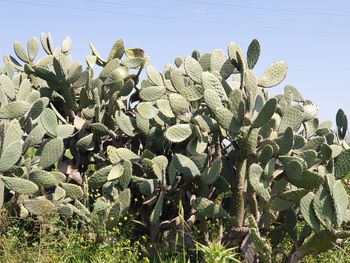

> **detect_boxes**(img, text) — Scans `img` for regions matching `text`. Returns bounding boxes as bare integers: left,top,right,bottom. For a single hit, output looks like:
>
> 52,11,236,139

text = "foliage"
0,210,149,263
1,33,350,262
1,212,349,263
196,225,241,263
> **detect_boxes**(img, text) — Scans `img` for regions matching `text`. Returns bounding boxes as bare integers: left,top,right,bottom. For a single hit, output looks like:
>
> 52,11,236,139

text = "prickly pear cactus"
134,38,350,262
1,34,350,262
0,33,146,223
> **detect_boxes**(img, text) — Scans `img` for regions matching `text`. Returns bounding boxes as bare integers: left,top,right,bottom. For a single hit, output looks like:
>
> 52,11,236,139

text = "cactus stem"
233,159,247,227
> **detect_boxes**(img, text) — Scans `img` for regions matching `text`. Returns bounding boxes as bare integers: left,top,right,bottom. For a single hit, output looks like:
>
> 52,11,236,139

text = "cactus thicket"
0,33,350,262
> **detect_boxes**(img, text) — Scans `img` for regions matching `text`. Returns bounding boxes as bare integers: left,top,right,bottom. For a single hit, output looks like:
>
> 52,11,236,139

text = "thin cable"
172,0,350,18
78,0,350,28
0,0,171,19
1,0,350,37
80,0,168,10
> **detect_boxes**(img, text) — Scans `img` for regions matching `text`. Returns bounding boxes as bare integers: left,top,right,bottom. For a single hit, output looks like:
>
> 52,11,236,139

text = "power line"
78,0,350,28
79,0,168,10
172,0,350,18
1,0,350,38
0,0,171,20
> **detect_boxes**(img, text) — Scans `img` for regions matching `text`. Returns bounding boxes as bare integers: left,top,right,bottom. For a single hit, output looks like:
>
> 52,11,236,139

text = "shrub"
1,33,350,262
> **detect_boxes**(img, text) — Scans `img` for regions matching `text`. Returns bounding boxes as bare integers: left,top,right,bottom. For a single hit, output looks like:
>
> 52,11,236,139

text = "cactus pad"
165,124,192,143
258,61,288,88
29,170,57,189
202,158,222,185
139,86,166,101
1,176,38,194
39,137,64,168
335,149,350,179
0,141,22,172
0,101,30,119
136,102,159,119
252,98,277,128
169,93,191,122
184,56,203,84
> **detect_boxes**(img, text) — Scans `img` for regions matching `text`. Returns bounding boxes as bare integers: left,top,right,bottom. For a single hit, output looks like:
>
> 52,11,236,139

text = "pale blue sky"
1,0,349,123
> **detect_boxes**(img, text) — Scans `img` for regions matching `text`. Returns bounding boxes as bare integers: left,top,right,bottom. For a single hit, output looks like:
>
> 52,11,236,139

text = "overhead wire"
79,0,168,10
172,0,350,18
0,0,172,19
0,0,350,37
1,0,347,115
78,0,350,28
1,0,350,72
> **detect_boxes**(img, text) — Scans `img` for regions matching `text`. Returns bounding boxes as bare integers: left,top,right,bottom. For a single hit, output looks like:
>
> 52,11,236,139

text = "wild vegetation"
1,33,350,262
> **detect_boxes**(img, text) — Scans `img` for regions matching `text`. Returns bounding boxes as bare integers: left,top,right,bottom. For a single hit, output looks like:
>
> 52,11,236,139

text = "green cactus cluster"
1,33,350,262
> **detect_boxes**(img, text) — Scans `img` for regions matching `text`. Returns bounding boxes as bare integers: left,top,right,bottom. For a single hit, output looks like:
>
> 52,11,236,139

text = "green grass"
302,239,350,263
0,223,149,263
0,209,243,263
1,210,350,263
0,209,150,263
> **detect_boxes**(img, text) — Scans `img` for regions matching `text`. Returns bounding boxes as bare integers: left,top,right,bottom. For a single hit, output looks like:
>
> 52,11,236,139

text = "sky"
0,0,349,123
